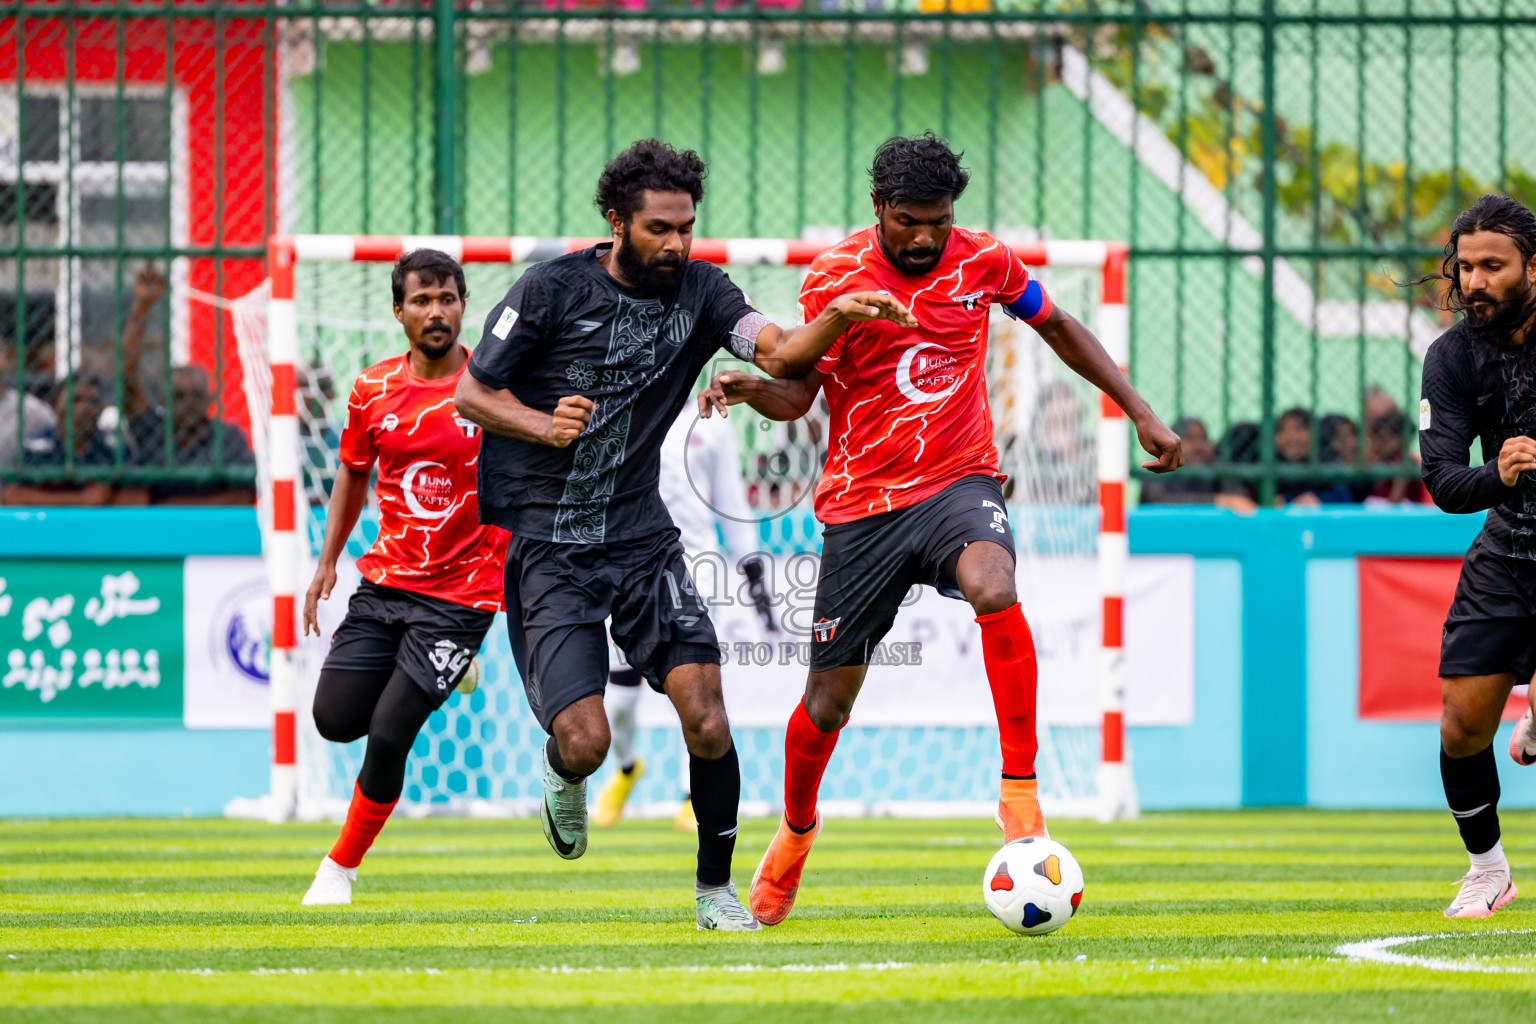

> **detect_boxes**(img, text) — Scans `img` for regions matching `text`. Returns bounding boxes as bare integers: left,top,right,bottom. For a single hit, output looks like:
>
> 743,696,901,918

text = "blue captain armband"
1001,278,1053,326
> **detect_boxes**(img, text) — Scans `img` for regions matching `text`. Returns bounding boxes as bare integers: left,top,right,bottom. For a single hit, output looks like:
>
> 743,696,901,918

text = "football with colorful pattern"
982,836,1085,935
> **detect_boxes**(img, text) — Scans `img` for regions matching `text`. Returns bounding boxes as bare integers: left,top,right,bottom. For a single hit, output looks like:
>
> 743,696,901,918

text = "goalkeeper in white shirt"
594,403,779,829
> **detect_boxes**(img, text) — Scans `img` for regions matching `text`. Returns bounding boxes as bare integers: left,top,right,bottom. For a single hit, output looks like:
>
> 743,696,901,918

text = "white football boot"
1510,709,1536,766
696,882,761,932
301,856,356,906
540,743,589,860
1444,865,1517,918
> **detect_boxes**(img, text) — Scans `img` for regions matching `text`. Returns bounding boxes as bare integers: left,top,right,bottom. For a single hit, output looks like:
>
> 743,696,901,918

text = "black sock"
545,735,587,783
1442,744,1501,856
689,742,740,888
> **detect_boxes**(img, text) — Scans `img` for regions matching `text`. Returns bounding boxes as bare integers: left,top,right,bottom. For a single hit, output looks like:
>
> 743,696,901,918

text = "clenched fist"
1498,435,1536,487
550,395,594,447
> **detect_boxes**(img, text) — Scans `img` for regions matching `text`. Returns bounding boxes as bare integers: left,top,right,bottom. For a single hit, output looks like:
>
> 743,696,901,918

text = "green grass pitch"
3,810,1534,1022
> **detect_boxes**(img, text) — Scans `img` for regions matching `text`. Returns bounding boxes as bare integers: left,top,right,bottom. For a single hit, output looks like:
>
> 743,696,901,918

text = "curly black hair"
594,138,707,220
869,131,970,205
1432,193,1536,314
391,248,467,306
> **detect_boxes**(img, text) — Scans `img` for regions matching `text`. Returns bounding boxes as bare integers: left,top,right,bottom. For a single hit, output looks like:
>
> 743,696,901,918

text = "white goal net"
231,236,1132,823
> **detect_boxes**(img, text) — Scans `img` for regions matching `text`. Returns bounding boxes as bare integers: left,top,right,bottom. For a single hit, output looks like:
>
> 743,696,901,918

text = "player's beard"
1465,277,1536,347
415,326,457,361
615,230,686,295
877,232,943,276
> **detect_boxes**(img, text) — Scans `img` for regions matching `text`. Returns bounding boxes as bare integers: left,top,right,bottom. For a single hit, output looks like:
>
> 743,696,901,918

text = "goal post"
233,234,1134,824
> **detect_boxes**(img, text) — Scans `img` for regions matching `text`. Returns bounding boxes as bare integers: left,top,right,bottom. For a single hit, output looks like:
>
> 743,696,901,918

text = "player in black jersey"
1419,194,1536,918
454,139,914,930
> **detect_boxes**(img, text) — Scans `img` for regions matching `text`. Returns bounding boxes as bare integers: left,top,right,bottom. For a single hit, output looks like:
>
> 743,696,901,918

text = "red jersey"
800,226,1052,524
338,349,507,611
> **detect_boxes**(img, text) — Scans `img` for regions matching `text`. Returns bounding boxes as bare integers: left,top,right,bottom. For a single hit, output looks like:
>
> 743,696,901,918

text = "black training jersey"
468,245,757,544
1420,319,1536,558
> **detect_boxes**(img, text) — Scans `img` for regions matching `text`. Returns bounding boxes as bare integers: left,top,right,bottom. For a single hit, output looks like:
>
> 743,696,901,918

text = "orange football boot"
749,812,821,925
996,777,1048,841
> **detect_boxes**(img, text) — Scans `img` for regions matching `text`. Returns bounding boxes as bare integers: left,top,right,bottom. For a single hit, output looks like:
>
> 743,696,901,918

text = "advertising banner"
183,556,273,729
633,553,1195,729
0,560,183,719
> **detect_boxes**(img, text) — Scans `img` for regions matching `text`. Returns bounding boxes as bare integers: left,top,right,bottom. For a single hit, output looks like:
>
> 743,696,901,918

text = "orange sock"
329,781,398,869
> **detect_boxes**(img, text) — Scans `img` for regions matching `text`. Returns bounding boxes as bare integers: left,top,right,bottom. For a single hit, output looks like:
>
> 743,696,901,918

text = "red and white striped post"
266,235,299,822
1095,243,1135,821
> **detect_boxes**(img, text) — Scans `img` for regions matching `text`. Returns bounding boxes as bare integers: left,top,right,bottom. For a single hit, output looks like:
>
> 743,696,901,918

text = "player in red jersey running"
702,133,1183,925
299,249,508,906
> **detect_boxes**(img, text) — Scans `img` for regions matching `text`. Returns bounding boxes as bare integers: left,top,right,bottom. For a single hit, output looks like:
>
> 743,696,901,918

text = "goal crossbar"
256,234,1132,823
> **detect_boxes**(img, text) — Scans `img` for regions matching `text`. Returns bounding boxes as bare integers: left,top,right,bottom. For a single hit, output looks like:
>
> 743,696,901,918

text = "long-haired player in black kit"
454,139,915,930
1419,193,1536,918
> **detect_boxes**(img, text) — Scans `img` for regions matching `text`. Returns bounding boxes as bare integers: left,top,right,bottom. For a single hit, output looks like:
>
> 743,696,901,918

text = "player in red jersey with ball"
701,133,1183,925
300,249,508,906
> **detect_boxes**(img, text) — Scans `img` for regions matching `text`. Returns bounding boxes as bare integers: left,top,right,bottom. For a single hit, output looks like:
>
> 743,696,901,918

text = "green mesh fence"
5,0,1535,503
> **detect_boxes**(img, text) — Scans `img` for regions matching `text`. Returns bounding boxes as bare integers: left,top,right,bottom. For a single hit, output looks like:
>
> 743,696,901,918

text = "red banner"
1357,557,1528,720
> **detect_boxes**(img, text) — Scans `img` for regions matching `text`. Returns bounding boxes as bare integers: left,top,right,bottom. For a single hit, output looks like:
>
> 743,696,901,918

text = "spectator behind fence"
132,365,256,505
1318,412,1377,501
0,339,56,472
1223,421,1260,463
2,372,147,506
1274,406,1354,505
1363,408,1428,505
1139,416,1258,513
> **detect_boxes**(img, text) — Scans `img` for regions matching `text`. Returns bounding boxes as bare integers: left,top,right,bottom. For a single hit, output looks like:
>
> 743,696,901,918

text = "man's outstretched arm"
750,293,916,379
698,369,824,422
1031,306,1184,473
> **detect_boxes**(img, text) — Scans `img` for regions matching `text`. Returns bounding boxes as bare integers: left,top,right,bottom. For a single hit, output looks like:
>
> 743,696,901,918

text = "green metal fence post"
1258,0,1279,507
432,0,458,235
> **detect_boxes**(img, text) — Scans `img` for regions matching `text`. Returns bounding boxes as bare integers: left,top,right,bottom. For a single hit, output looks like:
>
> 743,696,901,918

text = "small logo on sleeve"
492,306,519,340
1420,398,1432,430
812,617,841,643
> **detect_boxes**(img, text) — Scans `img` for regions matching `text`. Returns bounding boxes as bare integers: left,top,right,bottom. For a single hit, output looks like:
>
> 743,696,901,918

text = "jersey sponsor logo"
381,413,399,431
401,460,455,520
956,290,985,311
455,416,480,438
492,306,519,339
812,616,841,643
895,342,962,405
1420,397,1433,430
567,360,598,389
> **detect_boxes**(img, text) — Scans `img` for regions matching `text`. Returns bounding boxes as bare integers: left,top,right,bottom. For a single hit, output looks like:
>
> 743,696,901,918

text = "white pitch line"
1336,930,1536,974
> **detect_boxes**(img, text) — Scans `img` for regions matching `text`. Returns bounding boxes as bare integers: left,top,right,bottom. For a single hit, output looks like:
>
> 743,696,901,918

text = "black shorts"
323,581,497,705
504,528,722,731
1441,536,1536,680
810,473,1015,671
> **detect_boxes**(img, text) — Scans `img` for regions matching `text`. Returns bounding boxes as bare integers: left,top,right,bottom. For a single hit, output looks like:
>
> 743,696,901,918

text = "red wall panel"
1358,556,1528,720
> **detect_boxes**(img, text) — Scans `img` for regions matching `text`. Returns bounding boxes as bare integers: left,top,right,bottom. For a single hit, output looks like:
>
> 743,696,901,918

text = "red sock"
329,781,399,869
783,697,842,830
976,602,1039,777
